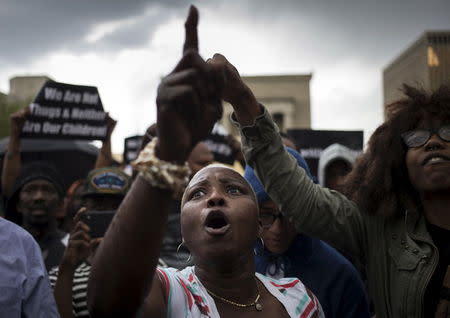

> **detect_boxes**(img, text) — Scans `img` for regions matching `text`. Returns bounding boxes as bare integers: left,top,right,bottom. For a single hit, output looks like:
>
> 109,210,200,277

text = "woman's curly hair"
342,84,450,217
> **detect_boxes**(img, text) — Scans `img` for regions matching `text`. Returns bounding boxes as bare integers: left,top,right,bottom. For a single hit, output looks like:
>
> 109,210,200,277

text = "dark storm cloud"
75,7,177,53
0,0,188,64
1,0,449,67
211,0,450,64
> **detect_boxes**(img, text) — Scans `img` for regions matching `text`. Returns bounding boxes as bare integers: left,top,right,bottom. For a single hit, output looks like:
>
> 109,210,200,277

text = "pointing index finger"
183,5,199,54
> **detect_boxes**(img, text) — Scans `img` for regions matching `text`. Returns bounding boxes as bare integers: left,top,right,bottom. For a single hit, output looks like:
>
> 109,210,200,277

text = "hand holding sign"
105,113,117,139
156,5,223,163
10,107,30,138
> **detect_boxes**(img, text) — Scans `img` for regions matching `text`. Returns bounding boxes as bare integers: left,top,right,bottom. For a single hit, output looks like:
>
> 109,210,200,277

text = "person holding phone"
48,167,143,318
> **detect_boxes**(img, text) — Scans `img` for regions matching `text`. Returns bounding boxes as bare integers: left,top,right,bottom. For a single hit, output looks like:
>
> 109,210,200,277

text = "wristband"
132,138,191,197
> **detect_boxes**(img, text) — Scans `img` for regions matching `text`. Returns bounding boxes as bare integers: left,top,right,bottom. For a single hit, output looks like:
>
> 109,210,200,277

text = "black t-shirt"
424,223,450,317
38,229,67,271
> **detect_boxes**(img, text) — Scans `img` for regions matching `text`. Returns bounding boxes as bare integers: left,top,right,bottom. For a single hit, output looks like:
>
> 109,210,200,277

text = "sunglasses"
401,125,450,148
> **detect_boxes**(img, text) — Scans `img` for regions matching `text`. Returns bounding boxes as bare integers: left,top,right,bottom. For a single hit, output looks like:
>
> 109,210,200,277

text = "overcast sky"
1,0,450,152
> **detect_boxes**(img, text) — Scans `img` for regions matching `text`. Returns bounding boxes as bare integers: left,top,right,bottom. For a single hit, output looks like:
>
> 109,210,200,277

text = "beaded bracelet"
132,137,191,197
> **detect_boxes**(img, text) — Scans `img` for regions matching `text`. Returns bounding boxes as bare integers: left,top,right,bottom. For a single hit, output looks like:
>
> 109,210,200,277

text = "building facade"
0,75,51,138
221,74,312,136
383,31,450,115
8,76,51,102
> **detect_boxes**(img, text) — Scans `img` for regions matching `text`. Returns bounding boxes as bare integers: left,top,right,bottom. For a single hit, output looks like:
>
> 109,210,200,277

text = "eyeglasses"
401,125,450,148
260,213,284,229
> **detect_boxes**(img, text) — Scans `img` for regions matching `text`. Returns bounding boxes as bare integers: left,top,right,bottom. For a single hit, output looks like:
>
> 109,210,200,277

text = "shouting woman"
88,6,323,318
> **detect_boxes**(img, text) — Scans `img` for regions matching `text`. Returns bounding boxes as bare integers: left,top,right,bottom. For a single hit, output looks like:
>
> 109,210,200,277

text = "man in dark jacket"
5,162,67,271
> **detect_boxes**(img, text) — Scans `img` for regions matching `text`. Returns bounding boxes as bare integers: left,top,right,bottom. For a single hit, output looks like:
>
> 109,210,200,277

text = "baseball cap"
82,167,130,198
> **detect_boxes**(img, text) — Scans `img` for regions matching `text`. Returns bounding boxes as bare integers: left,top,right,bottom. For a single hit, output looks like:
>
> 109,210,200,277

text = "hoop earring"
176,241,183,254
177,241,192,263
254,237,265,256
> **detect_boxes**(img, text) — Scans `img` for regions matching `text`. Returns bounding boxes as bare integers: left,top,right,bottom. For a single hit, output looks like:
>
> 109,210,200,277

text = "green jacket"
232,107,439,318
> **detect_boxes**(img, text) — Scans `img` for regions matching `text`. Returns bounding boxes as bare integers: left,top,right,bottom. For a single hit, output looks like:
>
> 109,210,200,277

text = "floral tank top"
157,266,324,318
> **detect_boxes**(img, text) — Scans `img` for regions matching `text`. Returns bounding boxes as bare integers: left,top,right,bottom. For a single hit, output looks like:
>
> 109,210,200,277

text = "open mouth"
204,210,230,235
422,154,450,166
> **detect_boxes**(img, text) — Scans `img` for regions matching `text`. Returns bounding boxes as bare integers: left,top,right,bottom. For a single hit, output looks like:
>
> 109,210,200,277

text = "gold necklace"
203,277,263,311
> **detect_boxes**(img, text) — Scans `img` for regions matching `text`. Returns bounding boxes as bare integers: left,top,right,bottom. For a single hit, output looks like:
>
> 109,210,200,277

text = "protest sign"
124,135,143,164
287,129,364,181
204,123,236,165
21,80,108,140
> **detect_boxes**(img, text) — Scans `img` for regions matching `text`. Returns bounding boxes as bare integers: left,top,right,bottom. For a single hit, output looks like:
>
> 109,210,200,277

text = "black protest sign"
124,135,143,164
204,134,235,165
287,129,363,181
21,80,108,140
203,123,236,165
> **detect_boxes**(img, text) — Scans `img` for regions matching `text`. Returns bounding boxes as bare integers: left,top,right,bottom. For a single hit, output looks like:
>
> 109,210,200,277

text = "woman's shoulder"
157,265,194,279
156,266,215,317
256,272,306,292
256,273,324,317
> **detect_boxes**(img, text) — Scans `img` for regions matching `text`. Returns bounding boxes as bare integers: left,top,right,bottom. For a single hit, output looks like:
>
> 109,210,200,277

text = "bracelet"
131,137,191,196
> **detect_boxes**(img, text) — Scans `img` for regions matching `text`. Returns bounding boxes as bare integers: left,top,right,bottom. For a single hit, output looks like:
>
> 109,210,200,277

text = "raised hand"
105,113,117,138
156,5,223,163
10,106,30,137
207,53,260,126
2,107,30,197
61,208,91,269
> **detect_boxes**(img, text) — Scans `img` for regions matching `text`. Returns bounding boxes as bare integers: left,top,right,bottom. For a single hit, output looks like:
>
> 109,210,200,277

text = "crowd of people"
0,5,449,318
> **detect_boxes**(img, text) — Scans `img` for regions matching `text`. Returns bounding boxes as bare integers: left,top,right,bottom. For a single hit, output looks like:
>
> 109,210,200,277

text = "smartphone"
80,210,116,238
